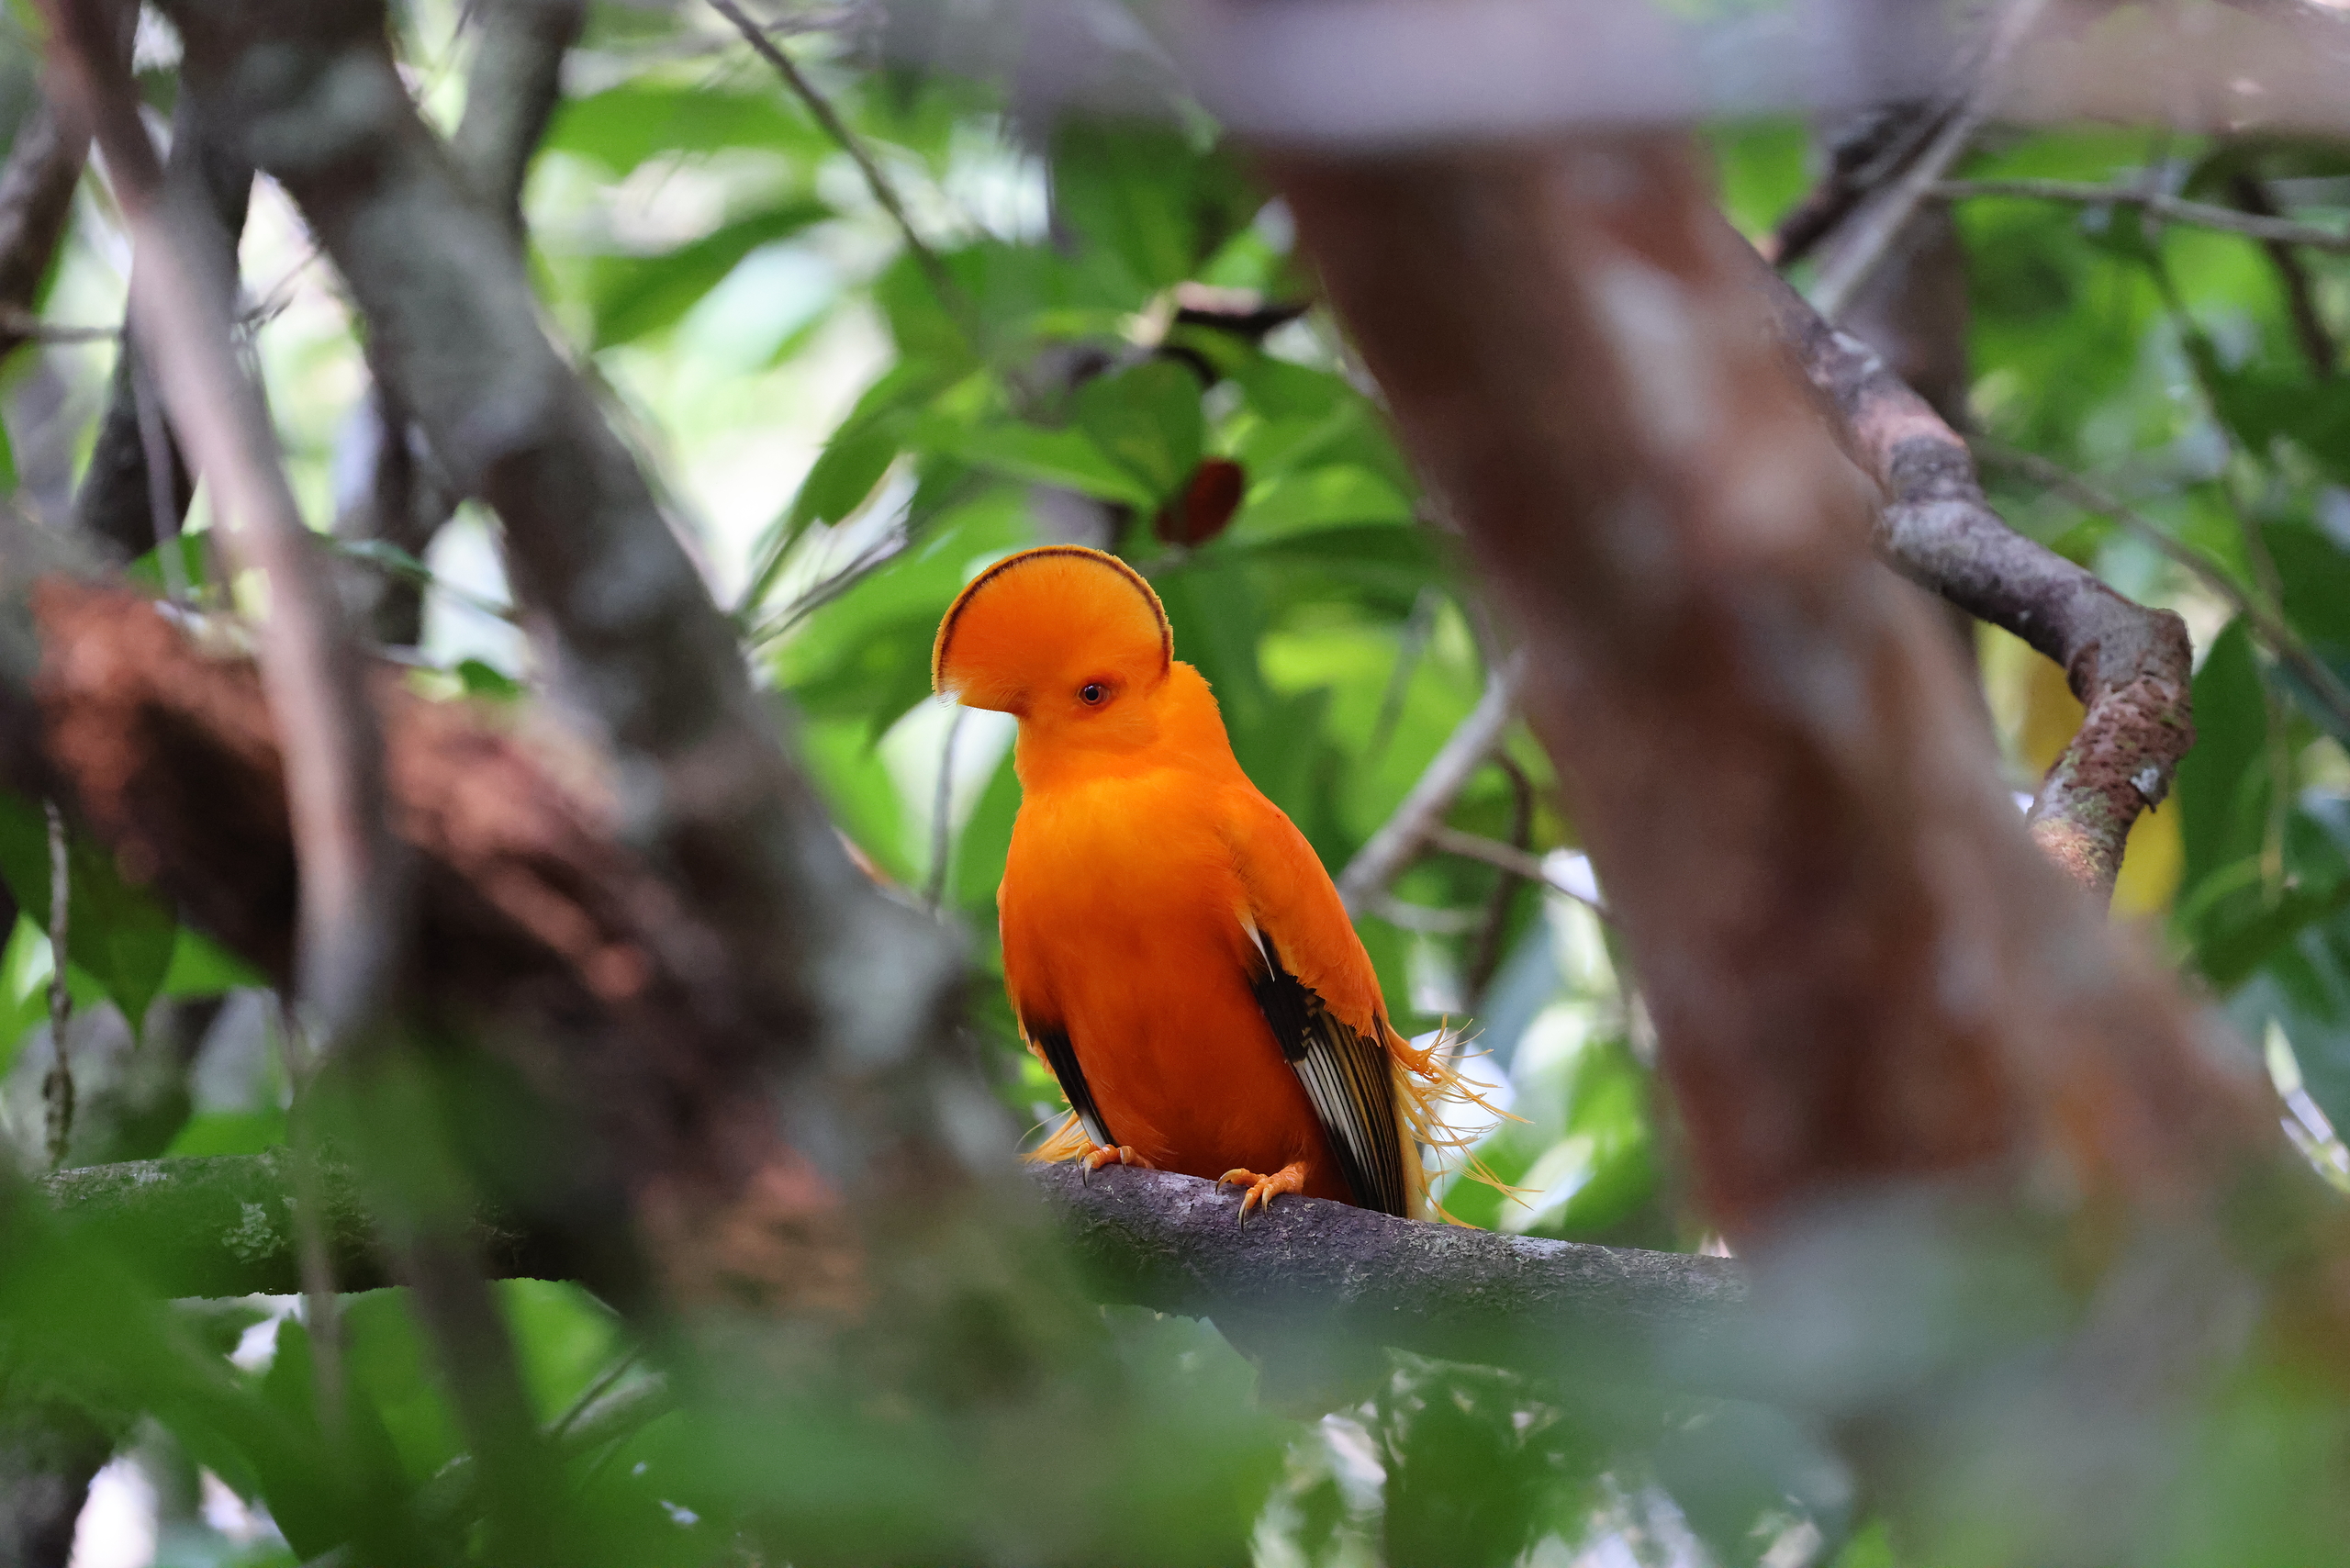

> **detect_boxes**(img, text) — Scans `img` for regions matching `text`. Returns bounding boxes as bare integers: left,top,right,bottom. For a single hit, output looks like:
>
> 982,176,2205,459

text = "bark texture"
1264,131,2300,1286
1756,263,2193,899
1267,134,2337,1548
17,1151,1755,1392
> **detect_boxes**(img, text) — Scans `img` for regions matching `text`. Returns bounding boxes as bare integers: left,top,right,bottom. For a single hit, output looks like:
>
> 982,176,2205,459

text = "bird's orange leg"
1216,1161,1308,1221
1080,1142,1140,1182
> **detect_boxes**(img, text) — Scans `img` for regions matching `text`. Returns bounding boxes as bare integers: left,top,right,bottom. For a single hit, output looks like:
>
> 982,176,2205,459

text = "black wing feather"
1029,1019,1114,1148
1246,933,1410,1216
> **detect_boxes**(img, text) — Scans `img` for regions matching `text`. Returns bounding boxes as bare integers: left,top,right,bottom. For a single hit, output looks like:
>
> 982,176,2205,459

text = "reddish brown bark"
1267,136,2277,1241
19,580,854,1308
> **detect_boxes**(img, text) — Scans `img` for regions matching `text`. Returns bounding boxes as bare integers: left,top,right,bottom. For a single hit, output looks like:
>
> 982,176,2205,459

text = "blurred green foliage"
0,0,2346,1561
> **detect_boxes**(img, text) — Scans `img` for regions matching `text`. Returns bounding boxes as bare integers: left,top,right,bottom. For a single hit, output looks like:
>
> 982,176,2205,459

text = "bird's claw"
1080,1143,1137,1183
1217,1163,1306,1224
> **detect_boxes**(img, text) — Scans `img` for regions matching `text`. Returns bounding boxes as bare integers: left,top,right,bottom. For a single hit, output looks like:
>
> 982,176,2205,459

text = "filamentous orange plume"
934,544,1482,1219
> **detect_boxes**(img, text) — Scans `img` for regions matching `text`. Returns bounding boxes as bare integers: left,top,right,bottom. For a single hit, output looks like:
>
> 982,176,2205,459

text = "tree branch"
2228,172,2338,379
450,0,585,230
1046,1165,1750,1389
35,1151,566,1296
26,1149,1752,1388
1752,260,2192,900
1930,177,2350,254
334,0,584,645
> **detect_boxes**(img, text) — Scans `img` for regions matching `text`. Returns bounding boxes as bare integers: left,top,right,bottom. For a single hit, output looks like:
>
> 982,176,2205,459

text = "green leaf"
122,532,209,598
740,362,976,614
591,197,831,347
951,422,1155,509
543,84,823,173
2267,522,2350,649
1232,465,1416,541
455,658,523,701
2175,618,2269,911
0,790,178,1029
340,1290,465,1485
163,1109,288,1157
0,410,16,492
1049,121,1258,303
1071,360,1204,504
0,916,74,1079
161,924,266,996
499,1280,624,1422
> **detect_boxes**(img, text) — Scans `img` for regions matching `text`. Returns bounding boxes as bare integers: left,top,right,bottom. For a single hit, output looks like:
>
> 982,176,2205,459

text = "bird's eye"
1080,683,1106,706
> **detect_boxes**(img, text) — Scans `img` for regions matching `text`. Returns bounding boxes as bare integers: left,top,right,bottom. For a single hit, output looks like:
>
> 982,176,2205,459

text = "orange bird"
932,545,1466,1218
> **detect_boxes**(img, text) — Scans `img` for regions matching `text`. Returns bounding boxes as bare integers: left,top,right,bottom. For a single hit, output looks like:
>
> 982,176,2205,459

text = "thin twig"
41,800,72,1170
546,1348,642,1446
745,526,908,646
1337,655,1523,915
1464,756,1534,1002
1425,824,1609,918
1930,178,2350,255
0,306,119,344
1367,894,1484,935
1807,0,2053,319
1767,103,1948,272
708,0,965,315
2229,173,2338,378
1974,440,2350,740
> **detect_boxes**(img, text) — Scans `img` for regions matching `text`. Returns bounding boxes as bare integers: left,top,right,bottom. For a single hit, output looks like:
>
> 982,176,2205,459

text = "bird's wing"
1224,790,1416,1217
1018,1011,1115,1151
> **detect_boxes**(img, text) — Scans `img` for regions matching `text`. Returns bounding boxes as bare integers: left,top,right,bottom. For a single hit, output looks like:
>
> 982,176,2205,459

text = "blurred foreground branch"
1268,131,2322,1559
153,0,979,1307
36,1151,566,1297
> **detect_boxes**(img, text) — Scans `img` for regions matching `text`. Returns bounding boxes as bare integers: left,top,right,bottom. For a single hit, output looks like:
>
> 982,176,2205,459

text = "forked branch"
1752,261,2192,900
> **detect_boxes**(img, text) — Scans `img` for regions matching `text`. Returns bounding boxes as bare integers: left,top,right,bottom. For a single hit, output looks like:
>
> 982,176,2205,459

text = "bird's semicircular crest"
932,545,1173,710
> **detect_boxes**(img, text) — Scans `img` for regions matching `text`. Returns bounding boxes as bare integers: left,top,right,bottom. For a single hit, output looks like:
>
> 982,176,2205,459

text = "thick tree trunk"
1265,133,2341,1554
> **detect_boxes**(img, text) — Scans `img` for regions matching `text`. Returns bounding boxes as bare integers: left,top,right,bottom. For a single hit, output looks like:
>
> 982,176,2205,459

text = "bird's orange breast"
999,767,1350,1199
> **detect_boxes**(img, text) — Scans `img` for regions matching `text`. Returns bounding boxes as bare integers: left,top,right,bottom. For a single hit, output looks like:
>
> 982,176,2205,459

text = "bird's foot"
1079,1143,1139,1182
1216,1161,1307,1222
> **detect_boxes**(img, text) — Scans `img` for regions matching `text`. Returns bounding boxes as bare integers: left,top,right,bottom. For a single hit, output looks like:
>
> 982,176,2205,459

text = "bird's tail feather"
1388,1021,1524,1224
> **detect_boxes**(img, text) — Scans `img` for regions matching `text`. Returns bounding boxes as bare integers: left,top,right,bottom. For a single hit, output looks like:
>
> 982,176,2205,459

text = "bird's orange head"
933,546,1180,761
